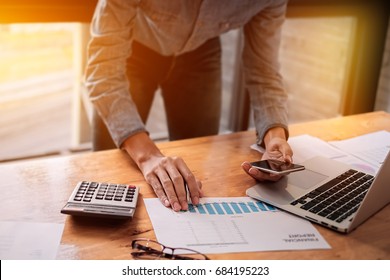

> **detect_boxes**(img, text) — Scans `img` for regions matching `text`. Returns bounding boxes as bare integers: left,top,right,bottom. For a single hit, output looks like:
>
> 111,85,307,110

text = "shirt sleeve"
242,0,289,147
85,0,146,148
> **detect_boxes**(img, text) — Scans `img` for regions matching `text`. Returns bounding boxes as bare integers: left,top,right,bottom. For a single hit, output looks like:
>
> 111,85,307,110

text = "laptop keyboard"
291,169,374,223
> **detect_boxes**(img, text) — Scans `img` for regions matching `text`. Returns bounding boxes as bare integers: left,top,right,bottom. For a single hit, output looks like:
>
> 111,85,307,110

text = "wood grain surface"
1,111,389,259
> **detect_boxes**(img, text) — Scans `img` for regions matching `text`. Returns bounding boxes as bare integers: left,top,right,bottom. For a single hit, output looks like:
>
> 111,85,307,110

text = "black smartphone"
250,159,305,175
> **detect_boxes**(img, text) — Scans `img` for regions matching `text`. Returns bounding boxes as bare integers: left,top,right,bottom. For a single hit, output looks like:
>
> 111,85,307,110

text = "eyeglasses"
131,238,210,260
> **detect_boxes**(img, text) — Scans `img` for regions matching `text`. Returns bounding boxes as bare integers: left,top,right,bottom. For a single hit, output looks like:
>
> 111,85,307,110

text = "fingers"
175,157,201,205
155,168,184,212
165,160,191,211
241,161,282,182
266,138,293,163
147,173,171,208
144,156,201,212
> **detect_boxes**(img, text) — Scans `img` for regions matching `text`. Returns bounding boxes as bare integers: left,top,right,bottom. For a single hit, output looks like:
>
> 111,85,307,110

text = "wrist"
263,127,287,147
121,132,163,167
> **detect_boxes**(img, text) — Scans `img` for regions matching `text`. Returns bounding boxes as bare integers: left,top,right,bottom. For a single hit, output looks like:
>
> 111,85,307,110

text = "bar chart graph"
187,201,276,215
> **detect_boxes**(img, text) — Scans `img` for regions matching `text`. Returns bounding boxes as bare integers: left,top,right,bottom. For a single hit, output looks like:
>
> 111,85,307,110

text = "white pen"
185,184,191,205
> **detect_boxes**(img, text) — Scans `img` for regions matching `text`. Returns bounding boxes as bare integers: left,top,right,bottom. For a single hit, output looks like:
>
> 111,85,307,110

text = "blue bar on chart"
256,201,268,211
197,204,206,214
247,202,259,212
239,202,251,213
188,204,196,213
221,202,234,214
204,203,216,215
256,201,277,211
212,202,225,215
230,202,242,214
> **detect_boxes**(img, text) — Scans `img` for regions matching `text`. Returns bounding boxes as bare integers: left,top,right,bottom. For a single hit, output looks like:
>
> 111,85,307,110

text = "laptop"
246,151,390,233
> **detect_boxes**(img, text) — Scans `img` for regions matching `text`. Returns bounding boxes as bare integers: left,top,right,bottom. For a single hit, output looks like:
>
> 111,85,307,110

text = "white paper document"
329,130,390,169
144,197,330,254
251,131,390,175
287,134,348,163
0,221,64,260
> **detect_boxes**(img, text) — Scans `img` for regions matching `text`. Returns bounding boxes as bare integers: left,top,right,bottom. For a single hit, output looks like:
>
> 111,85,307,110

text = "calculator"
61,181,140,219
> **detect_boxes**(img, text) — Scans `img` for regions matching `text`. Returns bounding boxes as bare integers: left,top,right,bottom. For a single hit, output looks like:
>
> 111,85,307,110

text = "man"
85,0,293,212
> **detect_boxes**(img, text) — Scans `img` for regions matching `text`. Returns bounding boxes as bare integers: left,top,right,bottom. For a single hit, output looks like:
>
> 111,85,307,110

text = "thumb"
285,153,292,163
281,144,293,163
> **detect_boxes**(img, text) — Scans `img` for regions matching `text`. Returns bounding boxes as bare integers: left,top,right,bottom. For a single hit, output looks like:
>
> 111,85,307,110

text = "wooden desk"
1,111,389,260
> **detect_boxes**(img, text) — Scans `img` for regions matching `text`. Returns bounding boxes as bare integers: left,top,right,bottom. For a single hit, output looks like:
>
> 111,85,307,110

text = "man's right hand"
122,132,203,211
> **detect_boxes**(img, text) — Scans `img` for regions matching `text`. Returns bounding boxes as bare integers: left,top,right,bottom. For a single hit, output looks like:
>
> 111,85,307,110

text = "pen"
185,184,191,205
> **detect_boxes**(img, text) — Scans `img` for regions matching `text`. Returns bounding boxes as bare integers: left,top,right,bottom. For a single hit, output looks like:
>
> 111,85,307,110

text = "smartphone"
250,159,305,175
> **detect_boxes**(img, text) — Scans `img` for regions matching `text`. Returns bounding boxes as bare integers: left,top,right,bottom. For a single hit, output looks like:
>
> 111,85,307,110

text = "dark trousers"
93,37,222,150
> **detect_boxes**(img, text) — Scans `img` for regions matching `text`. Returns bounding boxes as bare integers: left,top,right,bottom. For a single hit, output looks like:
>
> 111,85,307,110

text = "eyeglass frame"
131,238,210,260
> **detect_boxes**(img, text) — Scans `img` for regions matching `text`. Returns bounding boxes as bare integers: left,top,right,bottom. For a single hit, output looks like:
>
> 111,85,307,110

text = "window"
1,17,389,162
281,17,355,123
0,24,76,161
